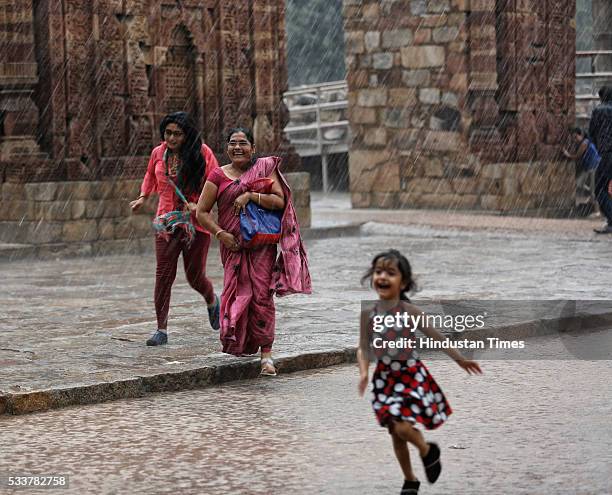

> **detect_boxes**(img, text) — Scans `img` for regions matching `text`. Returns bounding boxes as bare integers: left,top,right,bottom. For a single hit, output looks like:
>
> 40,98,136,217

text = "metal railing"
576,50,612,121
283,80,350,192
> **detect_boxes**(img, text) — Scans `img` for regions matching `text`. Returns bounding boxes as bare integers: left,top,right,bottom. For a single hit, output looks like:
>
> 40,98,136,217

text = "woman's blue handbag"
240,202,282,248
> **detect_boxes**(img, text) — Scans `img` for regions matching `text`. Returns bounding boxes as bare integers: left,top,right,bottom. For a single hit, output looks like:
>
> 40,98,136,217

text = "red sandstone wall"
0,0,292,183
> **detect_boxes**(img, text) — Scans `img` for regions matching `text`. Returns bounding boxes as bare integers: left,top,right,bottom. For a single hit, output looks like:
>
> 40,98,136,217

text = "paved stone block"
364,31,380,52
372,53,394,70
422,131,462,152
364,128,387,146
1,182,25,200
350,192,372,208
292,190,311,208
384,107,413,129
389,88,417,106
350,107,378,124
349,151,395,193
428,0,450,13
285,172,310,192
33,202,73,222
24,183,58,201
345,32,365,54
294,206,311,228
381,29,413,48
433,26,459,43
402,69,431,87
1,200,32,221
362,3,379,20
0,221,64,244
419,88,441,104
481,194,501,209
371,192,398,208
411,0,427,16
413,28,432,44
357,88,388,107
98,219,115,240
401,45,445,68
63,220,99,243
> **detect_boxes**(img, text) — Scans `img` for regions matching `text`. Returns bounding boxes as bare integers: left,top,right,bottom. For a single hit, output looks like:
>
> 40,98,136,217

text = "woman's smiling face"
227,131,255,168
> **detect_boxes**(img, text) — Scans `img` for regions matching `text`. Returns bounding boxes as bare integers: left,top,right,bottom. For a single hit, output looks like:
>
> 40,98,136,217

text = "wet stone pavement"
1,330,611,495
2,212,612,394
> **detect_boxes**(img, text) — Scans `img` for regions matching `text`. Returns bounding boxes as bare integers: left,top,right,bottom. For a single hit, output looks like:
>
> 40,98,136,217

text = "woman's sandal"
421,442,442,484
260,357,277,377
400,479,420,494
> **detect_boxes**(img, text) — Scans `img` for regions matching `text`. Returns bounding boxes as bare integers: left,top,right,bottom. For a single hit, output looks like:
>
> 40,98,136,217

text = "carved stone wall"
0,0,304,250
0,0,294,183
344,0,576,213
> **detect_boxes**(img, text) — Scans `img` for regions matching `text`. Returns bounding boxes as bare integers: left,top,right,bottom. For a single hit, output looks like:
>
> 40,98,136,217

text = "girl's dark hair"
226,127,255,145
361,249,417,301
569,127,584,136
159,112,205,196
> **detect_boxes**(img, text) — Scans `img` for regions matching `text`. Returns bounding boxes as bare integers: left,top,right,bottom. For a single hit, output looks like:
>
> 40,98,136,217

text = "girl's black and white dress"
369,306,453,430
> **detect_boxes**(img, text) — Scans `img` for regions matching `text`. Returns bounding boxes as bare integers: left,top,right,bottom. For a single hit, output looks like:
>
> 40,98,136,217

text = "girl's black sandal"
421,442,442,483
400,479,420,494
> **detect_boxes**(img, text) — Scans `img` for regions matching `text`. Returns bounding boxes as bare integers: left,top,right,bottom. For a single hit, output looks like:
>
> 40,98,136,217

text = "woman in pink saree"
196,128,311,375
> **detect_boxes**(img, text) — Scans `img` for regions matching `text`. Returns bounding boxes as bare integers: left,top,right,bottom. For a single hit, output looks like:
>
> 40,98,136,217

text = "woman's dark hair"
226,127,255,145
159,112,205,196
361,249,417,301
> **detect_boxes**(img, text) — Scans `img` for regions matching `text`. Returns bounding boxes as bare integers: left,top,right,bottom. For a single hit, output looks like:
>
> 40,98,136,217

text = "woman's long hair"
159,112,206,196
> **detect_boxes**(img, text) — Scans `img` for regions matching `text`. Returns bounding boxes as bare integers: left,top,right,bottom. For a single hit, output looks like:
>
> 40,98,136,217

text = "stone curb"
1,312,609,416
0,224,365,262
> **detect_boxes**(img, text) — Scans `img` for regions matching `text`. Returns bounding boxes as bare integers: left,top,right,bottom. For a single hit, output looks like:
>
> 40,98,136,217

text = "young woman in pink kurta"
196,128,311,375
130,112,221,346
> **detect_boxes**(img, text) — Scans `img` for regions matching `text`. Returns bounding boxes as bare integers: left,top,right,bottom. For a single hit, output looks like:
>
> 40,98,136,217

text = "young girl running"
358,250,482,494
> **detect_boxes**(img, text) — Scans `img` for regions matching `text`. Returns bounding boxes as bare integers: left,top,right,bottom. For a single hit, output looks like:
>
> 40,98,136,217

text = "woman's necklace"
167,153,181,176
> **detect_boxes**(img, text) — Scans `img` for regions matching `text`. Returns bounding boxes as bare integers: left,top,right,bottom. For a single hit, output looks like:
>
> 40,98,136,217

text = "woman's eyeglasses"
164,129,185,138
228,140,251,147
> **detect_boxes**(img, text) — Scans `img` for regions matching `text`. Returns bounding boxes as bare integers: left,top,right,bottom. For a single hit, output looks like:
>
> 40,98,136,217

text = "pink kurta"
140,142,219,233
207,157,311,356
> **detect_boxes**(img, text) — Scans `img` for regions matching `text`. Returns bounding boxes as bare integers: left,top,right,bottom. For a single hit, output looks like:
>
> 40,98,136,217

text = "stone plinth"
0,171,311,253
344,0,576,214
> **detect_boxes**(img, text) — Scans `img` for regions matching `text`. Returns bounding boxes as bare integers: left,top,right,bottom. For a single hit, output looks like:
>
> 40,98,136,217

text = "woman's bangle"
258,192,261,205
214,229,226,239
138,194,146,199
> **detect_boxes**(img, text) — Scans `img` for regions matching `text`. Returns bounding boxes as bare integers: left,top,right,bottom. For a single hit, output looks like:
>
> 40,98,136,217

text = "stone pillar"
344,0,576,214
0,0,44,160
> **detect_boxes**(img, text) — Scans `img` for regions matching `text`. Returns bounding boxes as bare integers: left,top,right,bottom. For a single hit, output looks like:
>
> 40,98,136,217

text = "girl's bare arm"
403,302,482,374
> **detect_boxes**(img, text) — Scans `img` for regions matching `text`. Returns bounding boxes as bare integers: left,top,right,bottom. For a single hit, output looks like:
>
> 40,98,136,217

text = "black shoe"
421,442,441,484
146,330,168,346
207,294,220,330
401,479,420,494
594,224,612,234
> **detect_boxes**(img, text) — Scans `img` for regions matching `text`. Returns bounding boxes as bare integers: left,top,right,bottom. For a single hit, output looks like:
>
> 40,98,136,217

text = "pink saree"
214,156,311,356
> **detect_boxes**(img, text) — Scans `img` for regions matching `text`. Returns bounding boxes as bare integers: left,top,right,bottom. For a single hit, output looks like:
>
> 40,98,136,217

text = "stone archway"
159,26,198,122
